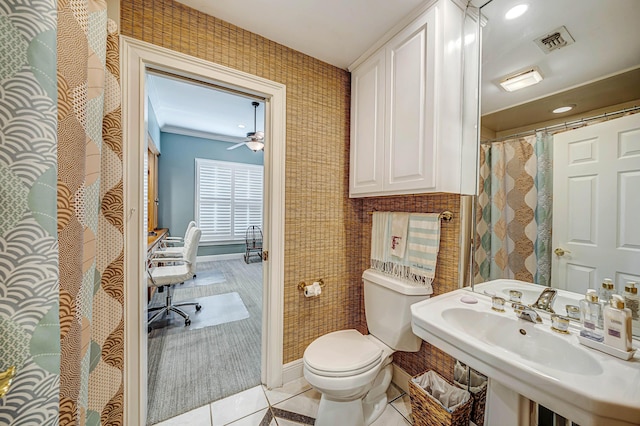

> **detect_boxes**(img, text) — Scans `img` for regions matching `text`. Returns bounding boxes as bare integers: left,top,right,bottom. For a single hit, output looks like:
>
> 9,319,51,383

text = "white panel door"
384,7,436,192
552,113,640,294
349,49,386,196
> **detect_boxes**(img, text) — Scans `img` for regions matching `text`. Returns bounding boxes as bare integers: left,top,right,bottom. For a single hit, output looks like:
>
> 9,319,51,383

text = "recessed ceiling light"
498,68,543,92
505,4,529,20
238,124,246,129
552,105,575,114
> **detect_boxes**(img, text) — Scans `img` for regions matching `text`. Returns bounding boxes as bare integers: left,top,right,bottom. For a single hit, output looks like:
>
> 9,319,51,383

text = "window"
195,158,263,243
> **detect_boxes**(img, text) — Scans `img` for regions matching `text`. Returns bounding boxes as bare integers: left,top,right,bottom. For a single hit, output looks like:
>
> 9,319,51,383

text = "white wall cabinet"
349,0,475,197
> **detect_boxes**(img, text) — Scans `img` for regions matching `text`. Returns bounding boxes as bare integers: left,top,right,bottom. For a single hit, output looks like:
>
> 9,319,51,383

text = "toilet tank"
363,269,431,352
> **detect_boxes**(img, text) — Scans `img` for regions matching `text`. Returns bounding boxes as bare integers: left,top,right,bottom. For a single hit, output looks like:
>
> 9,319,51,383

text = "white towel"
390,212,409,258
371,212,390,269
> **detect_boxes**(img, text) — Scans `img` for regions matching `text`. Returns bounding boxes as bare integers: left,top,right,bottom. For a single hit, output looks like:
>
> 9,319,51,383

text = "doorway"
122,36,286,426
144,71,267,423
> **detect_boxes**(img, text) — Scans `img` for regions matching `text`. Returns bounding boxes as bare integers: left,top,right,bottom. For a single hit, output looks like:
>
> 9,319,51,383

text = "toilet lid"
303,330,382,377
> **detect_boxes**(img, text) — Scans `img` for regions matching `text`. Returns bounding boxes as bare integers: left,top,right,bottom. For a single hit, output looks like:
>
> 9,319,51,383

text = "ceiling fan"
227,101,265,152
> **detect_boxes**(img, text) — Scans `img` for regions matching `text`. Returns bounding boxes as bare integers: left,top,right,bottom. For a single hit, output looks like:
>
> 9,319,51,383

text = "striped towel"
407,213,441,284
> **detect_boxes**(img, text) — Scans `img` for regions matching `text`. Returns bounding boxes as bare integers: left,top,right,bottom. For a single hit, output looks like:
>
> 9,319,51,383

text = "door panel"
553,113,640,292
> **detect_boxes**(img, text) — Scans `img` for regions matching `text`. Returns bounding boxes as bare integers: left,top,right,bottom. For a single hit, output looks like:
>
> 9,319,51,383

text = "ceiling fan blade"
227,142,246,150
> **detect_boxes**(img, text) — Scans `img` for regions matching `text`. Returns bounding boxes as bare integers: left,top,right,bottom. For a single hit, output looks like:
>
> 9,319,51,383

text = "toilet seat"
303,330,382,378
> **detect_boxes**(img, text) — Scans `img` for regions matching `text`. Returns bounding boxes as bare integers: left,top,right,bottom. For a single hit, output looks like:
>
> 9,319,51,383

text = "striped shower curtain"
57,2,124,424
475,132,553,286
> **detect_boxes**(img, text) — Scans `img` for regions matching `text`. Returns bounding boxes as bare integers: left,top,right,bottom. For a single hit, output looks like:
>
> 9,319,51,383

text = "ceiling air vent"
534,26,575,53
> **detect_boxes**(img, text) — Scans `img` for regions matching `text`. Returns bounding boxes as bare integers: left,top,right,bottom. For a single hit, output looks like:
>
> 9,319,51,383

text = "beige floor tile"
210,385,269,426
391,393,413,423
225,408,275,425
153,404,212,426
272,388,321,419
263,376,312,406
371,405,412,425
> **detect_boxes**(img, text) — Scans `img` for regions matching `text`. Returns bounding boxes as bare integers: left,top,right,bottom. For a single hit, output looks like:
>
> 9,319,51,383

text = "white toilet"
303,269,431,426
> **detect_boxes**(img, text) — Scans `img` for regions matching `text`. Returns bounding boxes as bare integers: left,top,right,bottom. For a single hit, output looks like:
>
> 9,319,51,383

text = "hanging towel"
371,212,391,272
370,211,438,293
390,212,410,258
407,213,441,285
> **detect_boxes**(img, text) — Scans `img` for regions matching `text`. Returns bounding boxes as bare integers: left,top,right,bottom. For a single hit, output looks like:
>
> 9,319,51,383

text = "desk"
147,228,168,302
147,228,168,253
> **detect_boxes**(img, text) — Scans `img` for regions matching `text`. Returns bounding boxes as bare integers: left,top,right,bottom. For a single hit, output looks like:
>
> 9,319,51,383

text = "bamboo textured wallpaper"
120,0,462,374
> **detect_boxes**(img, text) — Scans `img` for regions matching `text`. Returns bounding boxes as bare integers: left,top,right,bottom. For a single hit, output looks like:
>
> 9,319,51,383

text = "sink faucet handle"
513,304,543,323
531,287,557,313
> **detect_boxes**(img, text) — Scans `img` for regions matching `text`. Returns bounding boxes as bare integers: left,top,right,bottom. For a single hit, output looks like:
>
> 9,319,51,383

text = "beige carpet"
147,258,263,425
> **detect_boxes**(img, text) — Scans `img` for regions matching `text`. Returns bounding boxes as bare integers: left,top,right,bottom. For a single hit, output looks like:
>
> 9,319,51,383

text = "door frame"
121,36,286,425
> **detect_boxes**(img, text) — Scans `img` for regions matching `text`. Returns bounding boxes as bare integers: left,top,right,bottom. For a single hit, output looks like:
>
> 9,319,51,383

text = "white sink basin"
441,308,603,375
411,288,640,426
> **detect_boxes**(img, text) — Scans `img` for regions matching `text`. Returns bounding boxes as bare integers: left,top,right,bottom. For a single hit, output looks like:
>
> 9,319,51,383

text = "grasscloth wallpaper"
120,0,461,378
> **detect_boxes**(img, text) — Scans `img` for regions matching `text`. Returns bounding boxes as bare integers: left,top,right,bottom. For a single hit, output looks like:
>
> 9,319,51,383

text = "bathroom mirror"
470,0,640,336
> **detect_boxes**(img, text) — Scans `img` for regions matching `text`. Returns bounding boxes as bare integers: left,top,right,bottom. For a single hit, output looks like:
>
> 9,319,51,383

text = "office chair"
162,220,196,246
147,227,202,327
154,221,196,257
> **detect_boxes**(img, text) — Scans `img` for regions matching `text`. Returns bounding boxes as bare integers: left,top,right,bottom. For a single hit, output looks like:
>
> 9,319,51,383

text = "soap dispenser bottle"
579,289,603,342
603,294,632,352
599,278,615,306
623,282,639,321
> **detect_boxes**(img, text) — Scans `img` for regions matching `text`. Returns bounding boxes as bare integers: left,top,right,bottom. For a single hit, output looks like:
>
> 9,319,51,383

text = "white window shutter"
195,158,263,243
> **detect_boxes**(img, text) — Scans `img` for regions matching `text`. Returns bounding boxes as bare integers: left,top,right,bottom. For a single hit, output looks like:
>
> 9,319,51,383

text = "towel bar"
367,210,453,221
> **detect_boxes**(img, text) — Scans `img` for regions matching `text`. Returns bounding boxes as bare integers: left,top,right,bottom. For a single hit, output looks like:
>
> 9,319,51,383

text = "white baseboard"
197,253,244,262
392,363,412,395
282,359,304,385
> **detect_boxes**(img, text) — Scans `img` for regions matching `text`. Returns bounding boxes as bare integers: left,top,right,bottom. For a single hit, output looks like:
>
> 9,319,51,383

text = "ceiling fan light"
246,140,264,152
499,68,543,92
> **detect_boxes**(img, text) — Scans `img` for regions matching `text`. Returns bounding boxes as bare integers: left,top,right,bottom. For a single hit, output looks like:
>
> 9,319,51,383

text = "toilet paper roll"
304,282,322,297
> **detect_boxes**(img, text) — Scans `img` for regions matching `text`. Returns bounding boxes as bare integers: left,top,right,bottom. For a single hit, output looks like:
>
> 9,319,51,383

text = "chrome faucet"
513,303,542,323
530,287,557,313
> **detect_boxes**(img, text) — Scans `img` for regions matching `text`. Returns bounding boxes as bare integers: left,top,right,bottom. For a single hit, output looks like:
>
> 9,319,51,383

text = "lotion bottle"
603,294,633,351
579,289,603,342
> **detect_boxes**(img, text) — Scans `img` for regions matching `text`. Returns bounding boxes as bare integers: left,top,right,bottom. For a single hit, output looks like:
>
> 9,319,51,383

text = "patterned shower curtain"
57,1,124,424
0,1,59,424
475,132,553,286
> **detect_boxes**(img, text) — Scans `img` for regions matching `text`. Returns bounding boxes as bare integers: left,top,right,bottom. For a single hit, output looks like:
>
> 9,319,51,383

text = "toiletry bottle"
623,282,639,321
579,289,603,342
599,278,615,306
603,295,633,351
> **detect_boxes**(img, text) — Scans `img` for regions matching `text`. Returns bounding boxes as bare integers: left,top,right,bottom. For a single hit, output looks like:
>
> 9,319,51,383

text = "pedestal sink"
411,287,640,426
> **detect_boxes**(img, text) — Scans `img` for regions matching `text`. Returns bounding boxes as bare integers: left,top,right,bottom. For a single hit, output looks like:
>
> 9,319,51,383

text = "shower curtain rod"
481,105,640,144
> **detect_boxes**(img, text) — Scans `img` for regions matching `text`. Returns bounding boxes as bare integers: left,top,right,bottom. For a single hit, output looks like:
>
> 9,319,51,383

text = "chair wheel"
185,319,191,326
195,304,202,311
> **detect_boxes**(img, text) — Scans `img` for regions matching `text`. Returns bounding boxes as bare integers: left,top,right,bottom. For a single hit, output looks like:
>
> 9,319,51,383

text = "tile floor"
154,377,413,426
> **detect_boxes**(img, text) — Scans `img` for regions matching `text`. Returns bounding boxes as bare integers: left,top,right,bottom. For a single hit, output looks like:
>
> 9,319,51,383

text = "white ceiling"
147,73,264,140
148,0,640,140
480,0,640,115
176,0,426,69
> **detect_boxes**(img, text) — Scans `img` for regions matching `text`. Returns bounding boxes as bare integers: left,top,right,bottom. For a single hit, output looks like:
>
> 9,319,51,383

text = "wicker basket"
453,363,488,426
409,371,473,426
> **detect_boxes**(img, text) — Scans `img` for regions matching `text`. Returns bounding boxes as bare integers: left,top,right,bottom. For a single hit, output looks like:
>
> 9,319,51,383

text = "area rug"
147,259,262,425
147,292,250,334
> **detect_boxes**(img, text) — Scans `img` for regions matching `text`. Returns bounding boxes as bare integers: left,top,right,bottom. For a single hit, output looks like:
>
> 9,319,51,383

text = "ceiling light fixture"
227,101,265,152
498,68,543,92
552,105,575,114
505,4,529,20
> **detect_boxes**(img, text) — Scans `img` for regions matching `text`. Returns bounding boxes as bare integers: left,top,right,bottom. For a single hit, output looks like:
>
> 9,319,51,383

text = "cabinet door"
385,8,437,193
349,49,386,197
